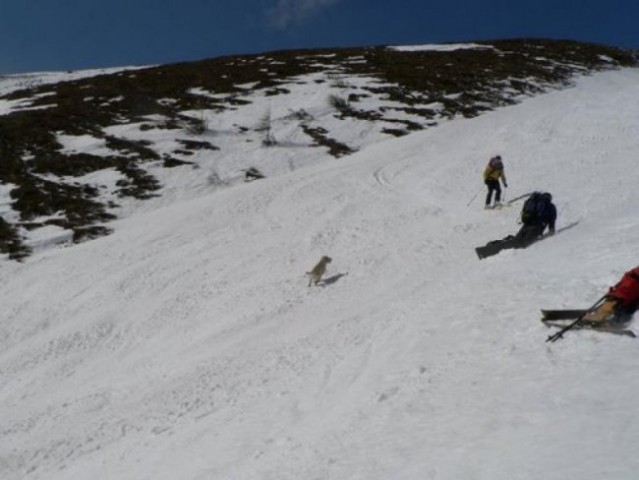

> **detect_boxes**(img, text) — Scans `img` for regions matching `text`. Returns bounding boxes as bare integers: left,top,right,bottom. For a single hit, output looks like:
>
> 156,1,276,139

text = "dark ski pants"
485,179,501,205
476,223,545,259
514,223,545,248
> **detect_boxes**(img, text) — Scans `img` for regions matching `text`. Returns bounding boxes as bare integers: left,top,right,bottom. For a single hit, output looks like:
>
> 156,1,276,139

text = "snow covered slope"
1,67,639,480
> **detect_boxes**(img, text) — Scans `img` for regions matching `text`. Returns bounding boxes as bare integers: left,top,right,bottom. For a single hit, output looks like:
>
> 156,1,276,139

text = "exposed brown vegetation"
0,39,636,259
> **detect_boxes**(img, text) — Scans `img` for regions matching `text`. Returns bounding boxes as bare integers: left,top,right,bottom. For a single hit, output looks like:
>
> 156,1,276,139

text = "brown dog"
306,256,332,287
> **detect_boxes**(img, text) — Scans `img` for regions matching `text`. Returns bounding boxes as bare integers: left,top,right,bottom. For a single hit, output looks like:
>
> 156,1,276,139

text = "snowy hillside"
2,49,639,479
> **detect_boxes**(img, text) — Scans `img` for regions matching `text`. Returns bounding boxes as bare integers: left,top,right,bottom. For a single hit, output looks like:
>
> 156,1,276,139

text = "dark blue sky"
1,0,638,74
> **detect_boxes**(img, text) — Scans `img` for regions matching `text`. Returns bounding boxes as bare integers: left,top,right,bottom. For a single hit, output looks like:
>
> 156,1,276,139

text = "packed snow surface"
1,68,639,480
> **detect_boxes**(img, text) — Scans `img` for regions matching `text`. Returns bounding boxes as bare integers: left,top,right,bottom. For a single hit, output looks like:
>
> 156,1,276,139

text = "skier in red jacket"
584,267,639,324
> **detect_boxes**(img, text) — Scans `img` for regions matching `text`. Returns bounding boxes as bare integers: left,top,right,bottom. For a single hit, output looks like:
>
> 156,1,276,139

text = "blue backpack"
521,192,549,225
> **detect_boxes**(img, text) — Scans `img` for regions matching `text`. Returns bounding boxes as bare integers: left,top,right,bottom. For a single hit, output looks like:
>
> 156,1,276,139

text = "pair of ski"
486,204,509,210
542,309,636,339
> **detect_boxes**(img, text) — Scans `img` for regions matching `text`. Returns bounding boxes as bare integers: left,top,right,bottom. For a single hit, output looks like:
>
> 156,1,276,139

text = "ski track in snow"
1,69,639,479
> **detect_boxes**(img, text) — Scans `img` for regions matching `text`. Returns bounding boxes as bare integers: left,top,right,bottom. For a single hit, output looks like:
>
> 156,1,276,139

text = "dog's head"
321,256,332,264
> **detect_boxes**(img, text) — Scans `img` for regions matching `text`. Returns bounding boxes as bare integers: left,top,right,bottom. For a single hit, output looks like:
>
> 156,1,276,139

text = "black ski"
487,203,510,210
541,309,588,320
542,319,636,338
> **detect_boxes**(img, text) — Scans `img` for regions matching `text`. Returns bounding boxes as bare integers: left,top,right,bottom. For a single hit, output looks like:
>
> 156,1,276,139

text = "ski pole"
545,294,608,343
467,186,483,207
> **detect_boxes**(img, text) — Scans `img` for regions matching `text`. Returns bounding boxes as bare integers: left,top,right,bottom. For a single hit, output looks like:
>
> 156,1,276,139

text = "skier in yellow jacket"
483,155,508,209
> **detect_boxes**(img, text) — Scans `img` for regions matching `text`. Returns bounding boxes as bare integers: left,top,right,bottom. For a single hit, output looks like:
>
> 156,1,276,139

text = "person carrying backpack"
475,191,556,259
513,192,557,247
583,267,639,325
483,155,508,209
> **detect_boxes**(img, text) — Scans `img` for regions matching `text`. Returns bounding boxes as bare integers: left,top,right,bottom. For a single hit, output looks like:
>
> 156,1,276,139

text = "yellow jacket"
484,165,507,184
